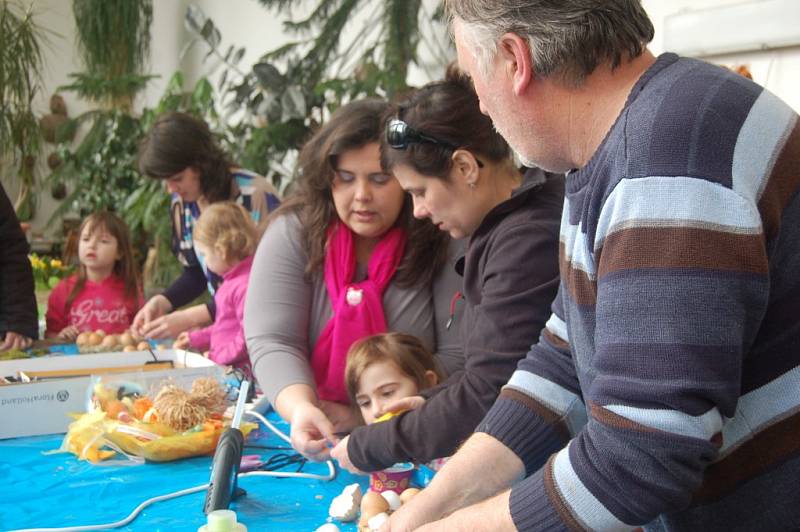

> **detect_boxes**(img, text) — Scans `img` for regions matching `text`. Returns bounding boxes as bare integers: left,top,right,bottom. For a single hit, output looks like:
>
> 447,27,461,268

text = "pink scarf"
311,220,406,403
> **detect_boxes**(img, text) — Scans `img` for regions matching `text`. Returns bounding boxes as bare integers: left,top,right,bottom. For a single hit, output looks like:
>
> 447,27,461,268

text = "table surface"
0,411,429,532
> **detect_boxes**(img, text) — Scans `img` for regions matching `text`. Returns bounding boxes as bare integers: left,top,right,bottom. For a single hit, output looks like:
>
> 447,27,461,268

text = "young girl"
345,332,441,425
46,211,141,340
174,202,257,378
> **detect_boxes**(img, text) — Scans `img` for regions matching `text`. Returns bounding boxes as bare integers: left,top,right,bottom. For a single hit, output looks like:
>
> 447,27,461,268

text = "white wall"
643,0,800,112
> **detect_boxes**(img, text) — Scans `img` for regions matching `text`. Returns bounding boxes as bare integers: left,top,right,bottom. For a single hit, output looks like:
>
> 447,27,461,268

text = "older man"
386,1,800,531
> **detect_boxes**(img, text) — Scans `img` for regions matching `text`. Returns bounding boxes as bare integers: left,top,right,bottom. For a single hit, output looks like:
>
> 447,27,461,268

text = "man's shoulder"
620,55,781,188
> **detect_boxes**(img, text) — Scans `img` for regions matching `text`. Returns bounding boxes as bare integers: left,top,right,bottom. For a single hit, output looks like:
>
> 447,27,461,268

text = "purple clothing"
189,256,254,378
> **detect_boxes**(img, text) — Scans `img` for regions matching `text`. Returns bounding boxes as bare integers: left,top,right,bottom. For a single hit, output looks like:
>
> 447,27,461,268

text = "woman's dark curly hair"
138,112,234,202
273,98,449,287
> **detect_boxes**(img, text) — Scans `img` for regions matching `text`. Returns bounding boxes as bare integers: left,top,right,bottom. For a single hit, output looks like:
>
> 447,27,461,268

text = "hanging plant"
61,0,155,110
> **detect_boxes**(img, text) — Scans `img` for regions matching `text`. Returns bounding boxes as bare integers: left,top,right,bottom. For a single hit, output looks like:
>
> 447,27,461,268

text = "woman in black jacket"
331,68,564,473
0,184,38,351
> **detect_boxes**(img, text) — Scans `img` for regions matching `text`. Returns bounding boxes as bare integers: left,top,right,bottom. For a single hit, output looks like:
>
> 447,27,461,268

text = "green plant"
61,0,155,110
0,0,47,221
183,1,451,192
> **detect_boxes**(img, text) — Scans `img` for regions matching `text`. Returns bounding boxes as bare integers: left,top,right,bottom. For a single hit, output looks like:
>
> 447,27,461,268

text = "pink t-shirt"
46,274,141,335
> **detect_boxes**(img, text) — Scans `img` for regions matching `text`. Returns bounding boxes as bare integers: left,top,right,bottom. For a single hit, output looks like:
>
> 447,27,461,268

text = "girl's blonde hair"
345,332,443,404
194,202,258,262
67,211,140,311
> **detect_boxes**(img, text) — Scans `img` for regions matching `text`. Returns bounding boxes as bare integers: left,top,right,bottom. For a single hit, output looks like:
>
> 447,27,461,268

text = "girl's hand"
331,436,366,475
290,402,338,462
131,295,172,336
138,309,193,339
382,395,426,416
173,332,191,350
57,326,80,343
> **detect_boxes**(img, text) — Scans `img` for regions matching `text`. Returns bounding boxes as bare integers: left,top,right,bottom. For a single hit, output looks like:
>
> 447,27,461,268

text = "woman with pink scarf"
244,99,463,461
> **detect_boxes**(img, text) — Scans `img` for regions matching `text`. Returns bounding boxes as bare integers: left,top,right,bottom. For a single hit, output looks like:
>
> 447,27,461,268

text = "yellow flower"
50,259,62,269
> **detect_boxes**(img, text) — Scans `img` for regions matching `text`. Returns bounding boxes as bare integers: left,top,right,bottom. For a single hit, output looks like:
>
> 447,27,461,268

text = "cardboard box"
0,350,223,439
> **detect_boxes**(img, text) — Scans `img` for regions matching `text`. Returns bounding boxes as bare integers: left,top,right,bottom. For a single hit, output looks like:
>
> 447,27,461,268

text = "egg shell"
360,491,389,521
380,490,401,511
119,332,135,346
94,329,106,338
136,341,150,351
314,524,340,532
367,512,389,531
87,333,102,346
76,332,90,345
122,345,137,352
329,483,362,522
399,487,420,505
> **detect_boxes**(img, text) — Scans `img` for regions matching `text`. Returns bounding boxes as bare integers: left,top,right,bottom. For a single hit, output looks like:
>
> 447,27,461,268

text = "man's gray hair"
446,0,654,86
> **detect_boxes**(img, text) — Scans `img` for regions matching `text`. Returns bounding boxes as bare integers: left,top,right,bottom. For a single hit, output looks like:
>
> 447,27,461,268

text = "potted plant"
0,0,47,221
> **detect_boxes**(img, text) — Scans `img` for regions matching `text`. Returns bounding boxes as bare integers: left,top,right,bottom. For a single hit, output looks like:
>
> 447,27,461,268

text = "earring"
468,182,476,189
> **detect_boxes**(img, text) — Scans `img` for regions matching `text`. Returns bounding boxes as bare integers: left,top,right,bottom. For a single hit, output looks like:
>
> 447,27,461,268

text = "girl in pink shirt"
174,202,256,378
46,211,142,340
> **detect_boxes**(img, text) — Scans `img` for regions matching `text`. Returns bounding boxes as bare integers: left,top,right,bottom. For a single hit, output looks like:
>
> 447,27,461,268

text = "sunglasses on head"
386,118,458,151
386,118,484,168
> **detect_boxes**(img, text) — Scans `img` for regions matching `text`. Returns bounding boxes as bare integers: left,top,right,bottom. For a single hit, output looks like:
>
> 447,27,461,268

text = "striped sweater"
478,53,800,531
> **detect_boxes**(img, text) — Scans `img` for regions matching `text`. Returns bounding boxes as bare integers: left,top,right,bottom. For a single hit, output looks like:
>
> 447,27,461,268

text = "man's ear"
424,370,439,387
451,149,482,186
497,32,534,96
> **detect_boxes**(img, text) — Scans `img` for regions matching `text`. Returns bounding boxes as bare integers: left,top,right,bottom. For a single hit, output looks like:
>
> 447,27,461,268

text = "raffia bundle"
152,378,226,432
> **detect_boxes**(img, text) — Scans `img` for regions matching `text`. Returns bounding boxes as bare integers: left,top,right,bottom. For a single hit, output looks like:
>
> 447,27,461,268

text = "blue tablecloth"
0,412,430,531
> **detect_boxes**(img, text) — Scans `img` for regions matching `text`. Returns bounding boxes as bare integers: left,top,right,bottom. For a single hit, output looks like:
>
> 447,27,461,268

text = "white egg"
380,490,402,511
314,523,340,532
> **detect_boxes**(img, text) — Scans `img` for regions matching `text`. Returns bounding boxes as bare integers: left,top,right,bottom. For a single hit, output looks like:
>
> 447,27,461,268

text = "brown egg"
399,487,420,505
360,491,389,521
100,334,119,349
76,332,90,346
136,341,151,351
94,329,106,338
119,332,135,347
122,345,137,352
87,333,102,346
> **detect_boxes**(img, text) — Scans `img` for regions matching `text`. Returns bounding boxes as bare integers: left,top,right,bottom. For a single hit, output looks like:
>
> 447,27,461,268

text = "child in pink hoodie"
174,202,257,378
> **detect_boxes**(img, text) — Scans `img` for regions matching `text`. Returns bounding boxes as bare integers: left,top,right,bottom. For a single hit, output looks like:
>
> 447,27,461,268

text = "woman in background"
133,112,280,341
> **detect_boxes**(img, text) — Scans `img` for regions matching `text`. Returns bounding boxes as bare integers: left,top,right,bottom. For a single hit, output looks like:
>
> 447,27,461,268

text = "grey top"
244,212,464,406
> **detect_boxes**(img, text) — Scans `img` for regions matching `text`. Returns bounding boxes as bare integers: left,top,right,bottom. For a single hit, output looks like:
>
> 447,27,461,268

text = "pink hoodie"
188,255,253,378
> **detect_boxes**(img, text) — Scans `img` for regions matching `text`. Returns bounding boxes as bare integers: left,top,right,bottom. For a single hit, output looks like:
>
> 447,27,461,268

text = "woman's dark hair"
274,98,449,287
381,65,512,179
67,211,140,312
137,112,234,202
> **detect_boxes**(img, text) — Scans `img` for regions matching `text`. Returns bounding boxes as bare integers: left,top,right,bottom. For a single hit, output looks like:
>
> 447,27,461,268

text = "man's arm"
386,432,523,531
